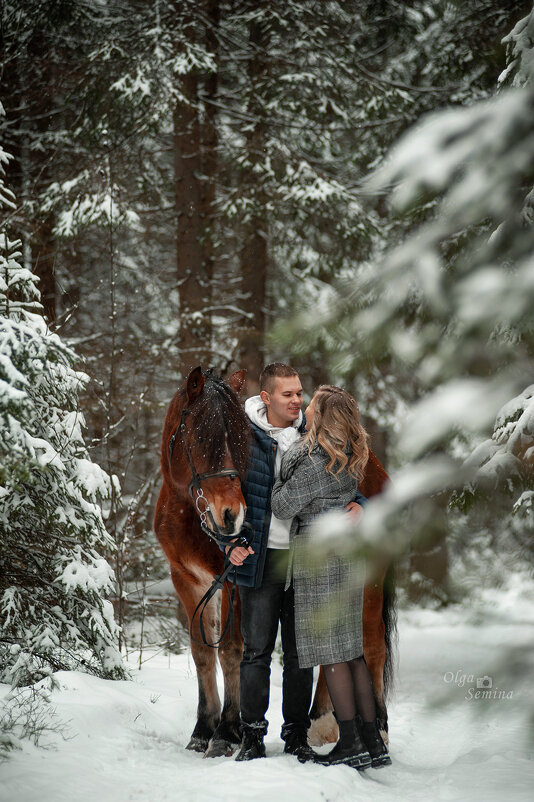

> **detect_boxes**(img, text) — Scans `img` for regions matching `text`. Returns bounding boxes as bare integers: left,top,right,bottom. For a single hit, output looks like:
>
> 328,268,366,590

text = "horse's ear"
226,369,246,395
185,366,205,405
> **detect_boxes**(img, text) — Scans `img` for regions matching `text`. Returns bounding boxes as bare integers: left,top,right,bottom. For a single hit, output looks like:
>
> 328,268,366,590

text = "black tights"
322,656,376,723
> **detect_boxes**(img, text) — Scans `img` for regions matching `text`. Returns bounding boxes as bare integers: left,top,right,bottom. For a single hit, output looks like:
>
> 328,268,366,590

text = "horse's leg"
362,578,389,742
204,586,243,757
171,566,222,752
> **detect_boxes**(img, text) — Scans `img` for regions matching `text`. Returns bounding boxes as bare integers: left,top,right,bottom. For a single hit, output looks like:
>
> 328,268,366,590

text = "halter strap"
168,406,250,549
188,469,239,496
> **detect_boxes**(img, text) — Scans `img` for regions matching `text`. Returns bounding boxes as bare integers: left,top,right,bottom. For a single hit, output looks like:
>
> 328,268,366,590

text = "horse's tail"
382,561,398,700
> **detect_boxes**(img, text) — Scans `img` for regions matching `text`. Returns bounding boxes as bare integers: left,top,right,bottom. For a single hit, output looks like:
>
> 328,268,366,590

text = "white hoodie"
245,395,303,549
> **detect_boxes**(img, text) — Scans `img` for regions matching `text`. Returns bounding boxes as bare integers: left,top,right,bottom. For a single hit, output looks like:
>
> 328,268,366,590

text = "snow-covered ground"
1,579,533,802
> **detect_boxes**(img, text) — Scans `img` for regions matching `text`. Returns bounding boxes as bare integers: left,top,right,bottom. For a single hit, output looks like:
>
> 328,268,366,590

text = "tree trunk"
32,210,57,324
0,38,57,322
29,32,57,325
363,416,388,468
238,11,269,396
408,494,450,604
174,1,219,378
200,0,219,327
174,70,208,375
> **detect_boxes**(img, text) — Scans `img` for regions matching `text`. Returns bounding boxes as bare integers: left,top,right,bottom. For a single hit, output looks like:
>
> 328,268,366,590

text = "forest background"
1,0,534,666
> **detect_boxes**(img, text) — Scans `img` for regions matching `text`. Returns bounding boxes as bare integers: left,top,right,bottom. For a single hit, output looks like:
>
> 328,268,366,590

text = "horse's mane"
179,370,251,476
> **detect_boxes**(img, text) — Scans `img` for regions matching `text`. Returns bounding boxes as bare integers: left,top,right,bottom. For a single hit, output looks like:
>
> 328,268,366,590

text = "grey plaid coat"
271,443,365,669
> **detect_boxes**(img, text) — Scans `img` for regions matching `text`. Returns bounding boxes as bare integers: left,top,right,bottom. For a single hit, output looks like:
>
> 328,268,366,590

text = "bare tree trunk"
29,33,57,325
1,36,57,323
174,1,219,377
32,210,57,324
408,494,450,604
238,11,269,395
363,416,388,467
0,43,22,208
174,70,207,374
200,0,219,327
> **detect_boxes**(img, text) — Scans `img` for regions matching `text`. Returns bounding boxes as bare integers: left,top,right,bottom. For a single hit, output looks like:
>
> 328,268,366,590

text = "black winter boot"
314,719,371,770
281,723,315,763
235,721,267,761
359,718,391,768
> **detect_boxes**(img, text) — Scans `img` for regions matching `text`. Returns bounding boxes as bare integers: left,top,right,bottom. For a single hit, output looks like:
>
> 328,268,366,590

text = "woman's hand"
345,502,363,521
226,541,254,566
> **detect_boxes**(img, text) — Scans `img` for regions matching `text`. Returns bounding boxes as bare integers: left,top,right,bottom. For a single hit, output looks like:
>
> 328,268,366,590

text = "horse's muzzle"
217,504,245,536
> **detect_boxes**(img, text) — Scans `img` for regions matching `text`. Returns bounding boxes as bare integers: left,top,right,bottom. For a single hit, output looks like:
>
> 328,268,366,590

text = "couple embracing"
228,362,391,770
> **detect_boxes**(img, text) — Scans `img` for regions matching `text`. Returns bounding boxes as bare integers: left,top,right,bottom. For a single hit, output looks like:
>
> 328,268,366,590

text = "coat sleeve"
271,456,322,519
353,489,368,506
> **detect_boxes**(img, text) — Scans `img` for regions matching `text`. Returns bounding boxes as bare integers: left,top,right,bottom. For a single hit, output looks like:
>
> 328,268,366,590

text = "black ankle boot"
235,721,267,761
314,719,371,770
360,719,392,768
281,723,315,764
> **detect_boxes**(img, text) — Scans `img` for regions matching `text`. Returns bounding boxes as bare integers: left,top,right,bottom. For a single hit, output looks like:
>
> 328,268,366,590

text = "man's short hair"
259,362,299,393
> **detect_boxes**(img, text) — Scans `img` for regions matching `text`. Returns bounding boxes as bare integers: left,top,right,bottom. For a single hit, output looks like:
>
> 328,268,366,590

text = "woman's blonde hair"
302,385,369,482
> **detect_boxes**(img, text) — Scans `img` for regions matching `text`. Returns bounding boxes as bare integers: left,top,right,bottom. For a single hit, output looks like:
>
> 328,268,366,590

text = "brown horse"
155,366,249,757
155,367,395,757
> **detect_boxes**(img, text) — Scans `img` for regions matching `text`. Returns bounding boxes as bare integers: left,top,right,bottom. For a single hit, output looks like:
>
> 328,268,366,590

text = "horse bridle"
168,406,251,549
168,403,252,649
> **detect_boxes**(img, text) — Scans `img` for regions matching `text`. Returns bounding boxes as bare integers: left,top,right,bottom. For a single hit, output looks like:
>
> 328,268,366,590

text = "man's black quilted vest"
235,419,305,589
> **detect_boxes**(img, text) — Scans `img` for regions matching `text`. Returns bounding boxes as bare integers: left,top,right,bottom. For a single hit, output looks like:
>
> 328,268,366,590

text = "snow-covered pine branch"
282,8,534,567
0,142,126,687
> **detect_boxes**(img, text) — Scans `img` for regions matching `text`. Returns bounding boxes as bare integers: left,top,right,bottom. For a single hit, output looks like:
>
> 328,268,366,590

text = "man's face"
261,375,303,428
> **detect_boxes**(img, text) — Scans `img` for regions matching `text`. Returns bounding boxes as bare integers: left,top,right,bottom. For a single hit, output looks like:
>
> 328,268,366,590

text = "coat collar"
250,415,306,451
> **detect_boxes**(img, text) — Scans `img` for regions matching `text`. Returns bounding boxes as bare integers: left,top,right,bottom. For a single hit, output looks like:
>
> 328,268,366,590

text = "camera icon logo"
476,675,492,689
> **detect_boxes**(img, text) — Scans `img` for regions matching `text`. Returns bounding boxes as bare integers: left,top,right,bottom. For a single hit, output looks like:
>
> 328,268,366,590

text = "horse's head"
167,366,250,539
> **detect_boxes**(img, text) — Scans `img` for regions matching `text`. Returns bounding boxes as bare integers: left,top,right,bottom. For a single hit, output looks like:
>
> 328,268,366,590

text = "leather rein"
168,405,252,648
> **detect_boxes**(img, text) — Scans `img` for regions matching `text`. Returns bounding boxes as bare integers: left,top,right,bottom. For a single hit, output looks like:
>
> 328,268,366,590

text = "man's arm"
353,489,368,506
346,489,368,520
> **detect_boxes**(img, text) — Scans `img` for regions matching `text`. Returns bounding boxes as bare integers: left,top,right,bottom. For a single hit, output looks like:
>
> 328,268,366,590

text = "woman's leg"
322,661,357,721
348,656,391,768
347,656,377,722
322,656,377,723
316,660,371,768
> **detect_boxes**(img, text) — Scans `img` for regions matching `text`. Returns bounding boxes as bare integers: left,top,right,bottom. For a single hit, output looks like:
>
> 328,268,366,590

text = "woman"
271,385,391,770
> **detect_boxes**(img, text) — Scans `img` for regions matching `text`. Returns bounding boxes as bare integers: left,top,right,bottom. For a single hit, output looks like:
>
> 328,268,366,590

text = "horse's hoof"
186,736,209,753
204,738,236,758
376,717,389,746
308,712,338,747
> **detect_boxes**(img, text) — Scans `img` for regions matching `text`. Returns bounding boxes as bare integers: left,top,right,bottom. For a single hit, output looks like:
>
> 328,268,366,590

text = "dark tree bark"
408,496,450,604
1,25,58,324
28,31,57,324
174,69,208,374
200,0,219,316
174,1,219,378
238,9,269,396
363,416,388,468
32,209,57,324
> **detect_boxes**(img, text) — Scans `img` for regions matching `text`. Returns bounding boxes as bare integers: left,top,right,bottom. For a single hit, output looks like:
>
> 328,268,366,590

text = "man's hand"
226,541,254,566
345,502,363,521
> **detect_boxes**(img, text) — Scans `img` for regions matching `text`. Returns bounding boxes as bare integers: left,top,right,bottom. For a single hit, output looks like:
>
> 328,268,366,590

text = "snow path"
1,585,533,802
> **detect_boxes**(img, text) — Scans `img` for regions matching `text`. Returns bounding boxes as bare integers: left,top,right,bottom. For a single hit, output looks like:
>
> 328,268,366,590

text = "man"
227,362,316,762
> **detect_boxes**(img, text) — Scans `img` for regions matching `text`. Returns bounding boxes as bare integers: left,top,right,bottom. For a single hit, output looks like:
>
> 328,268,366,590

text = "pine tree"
302,6,534,574
0,141,126,687
4,0,530,614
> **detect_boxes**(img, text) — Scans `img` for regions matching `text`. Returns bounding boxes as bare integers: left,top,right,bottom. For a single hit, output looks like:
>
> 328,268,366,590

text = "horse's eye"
198,436,204,443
